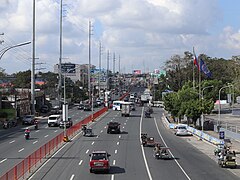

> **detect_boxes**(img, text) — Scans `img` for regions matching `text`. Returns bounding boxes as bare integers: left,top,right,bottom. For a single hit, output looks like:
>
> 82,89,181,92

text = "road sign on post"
219,131,225,139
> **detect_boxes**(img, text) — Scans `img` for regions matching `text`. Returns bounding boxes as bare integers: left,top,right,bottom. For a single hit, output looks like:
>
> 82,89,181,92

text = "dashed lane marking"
18,148,24,153
100,130,103,133
33,141,38,144
86,149,89,154
54,130,58,133
0,158,7,164
113,160,116,165
44,135,49,138
111,175,114,180
117,142,119,145
91,142,95,145
70,174,75,180
115,150,117,154
45,126,48,128
119,135,121,138
79,160,83,166
9,140,15,144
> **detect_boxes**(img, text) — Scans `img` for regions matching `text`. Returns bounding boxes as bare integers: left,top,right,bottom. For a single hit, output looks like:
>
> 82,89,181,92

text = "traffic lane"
152,110,239,180
141,108,188,180
0,110,99,176
30,110,122,180
114,111,149,180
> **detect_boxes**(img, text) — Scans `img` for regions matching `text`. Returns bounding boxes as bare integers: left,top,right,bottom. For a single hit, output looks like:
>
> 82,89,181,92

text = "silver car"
175,125,192,136
22,115,35,125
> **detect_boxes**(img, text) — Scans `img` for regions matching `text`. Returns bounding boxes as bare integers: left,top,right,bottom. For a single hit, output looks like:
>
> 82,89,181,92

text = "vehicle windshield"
178,126,187,130
91,153,107,160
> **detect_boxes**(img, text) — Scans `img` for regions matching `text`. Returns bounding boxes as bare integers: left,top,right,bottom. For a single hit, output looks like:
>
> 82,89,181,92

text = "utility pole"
88,21,93,116
31,0,36,115
58,0,63,109
98,41,102,98
107,50,110,90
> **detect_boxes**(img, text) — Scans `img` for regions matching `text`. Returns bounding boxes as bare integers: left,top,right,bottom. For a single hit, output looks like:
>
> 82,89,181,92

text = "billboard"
61,63,76,73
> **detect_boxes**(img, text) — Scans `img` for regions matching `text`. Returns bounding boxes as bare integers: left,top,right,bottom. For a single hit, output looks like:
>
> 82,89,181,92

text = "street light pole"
218,85,232,130
0,41,31,60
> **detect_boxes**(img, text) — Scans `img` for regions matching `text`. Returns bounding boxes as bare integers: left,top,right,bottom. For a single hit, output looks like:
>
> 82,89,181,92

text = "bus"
112,101,124,111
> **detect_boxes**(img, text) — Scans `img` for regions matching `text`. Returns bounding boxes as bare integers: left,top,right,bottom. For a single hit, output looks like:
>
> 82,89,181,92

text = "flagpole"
193,47,195,89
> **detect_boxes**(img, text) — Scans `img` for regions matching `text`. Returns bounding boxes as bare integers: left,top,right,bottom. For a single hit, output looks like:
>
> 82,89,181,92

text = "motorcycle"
145,111,151,118
2,121,9,129
34,121,39,130
25,132,30,140
154,152,160,159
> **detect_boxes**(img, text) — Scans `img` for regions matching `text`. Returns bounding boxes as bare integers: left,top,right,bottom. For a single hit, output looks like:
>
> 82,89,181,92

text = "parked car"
174,125,192,136
22,115,35,125
89,151,111,173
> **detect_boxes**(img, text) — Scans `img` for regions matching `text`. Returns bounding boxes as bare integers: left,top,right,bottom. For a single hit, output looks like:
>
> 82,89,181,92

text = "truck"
121,102,131,117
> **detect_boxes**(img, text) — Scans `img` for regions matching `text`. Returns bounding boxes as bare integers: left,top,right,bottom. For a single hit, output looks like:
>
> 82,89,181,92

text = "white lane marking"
113,160,116,165
113,118,115,120
111,175,114,180
36,130,40,133
33,140,38,144
45,126,48,128
79,160,83,166
9,140,15,144
117,142,119,145
96,135,99,138
0,158,7,164
154,117,191,180
18,148,24,153
122,126,125,129
70,174,75,180
110,119,113,122
91,142,95,145
119,135,121,138
54,130,58,133
115,114,118,117
127,117,129,119
44,135,49,138
124,123,126,125
104,126,107,129
115,150,117,154
126,120,128,122
86,149,89,154
140,107,153,180
100,130,103,133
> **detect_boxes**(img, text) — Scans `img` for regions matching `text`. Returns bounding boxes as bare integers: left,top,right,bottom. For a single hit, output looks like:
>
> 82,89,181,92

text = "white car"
175,125,192,136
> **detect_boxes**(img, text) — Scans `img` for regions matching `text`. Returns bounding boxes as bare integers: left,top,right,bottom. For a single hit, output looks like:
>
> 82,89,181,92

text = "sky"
0,0,240,74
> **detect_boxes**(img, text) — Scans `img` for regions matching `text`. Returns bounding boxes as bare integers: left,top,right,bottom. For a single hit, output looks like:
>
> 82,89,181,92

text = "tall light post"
201,85,214,132
227,83,234,114
0,41,31,60
218,85,232,130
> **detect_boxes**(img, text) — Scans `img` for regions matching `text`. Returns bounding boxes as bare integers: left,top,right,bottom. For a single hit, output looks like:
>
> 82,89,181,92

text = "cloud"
0,0,233,74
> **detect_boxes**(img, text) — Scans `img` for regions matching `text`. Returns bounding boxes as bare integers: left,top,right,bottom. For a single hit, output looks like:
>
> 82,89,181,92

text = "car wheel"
90,168,93,173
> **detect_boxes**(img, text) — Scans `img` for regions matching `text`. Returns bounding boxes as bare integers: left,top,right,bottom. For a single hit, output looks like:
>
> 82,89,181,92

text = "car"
59,117,73,128
89,151,111,173
175,125,192,136
78,104,84,110
107,122,121,134
22,115,35,125
84,128,94,137
48,114,62,127
84,104,92,111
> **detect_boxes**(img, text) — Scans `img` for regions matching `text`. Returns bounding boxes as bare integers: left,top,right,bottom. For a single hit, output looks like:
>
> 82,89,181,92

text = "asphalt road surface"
0,106,102,177
28,105,238,180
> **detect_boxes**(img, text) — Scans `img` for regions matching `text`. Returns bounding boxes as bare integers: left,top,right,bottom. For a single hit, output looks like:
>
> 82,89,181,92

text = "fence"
0,106,108,180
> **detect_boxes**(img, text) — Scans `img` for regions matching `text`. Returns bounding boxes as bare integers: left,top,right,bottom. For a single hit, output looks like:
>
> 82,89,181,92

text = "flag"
193,49,200,71
200,58,212,77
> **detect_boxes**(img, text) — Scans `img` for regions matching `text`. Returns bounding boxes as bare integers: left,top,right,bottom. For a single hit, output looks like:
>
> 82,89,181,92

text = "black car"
84,104,92,111
78,104,84,110
59,118,73,128
107,122,121,134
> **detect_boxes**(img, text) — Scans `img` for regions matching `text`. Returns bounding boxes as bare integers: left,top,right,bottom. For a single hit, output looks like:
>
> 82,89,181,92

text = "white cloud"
0,0,236,73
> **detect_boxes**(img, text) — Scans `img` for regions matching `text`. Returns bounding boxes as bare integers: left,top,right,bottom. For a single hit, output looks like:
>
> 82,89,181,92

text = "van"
48,115,62,127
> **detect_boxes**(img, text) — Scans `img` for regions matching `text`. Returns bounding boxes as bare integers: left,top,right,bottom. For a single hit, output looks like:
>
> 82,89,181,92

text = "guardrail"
163,115,224,145
0,107,108,180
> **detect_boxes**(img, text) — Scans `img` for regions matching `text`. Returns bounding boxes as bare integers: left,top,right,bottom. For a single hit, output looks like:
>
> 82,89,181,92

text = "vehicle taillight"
104,161,109,167
90,161,94,167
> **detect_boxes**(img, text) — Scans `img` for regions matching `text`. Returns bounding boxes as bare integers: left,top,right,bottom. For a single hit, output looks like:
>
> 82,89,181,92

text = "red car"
89,151,111,173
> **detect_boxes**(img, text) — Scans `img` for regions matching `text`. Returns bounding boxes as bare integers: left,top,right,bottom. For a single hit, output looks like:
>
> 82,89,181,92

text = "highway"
28,103,239,180
0,106,102,177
